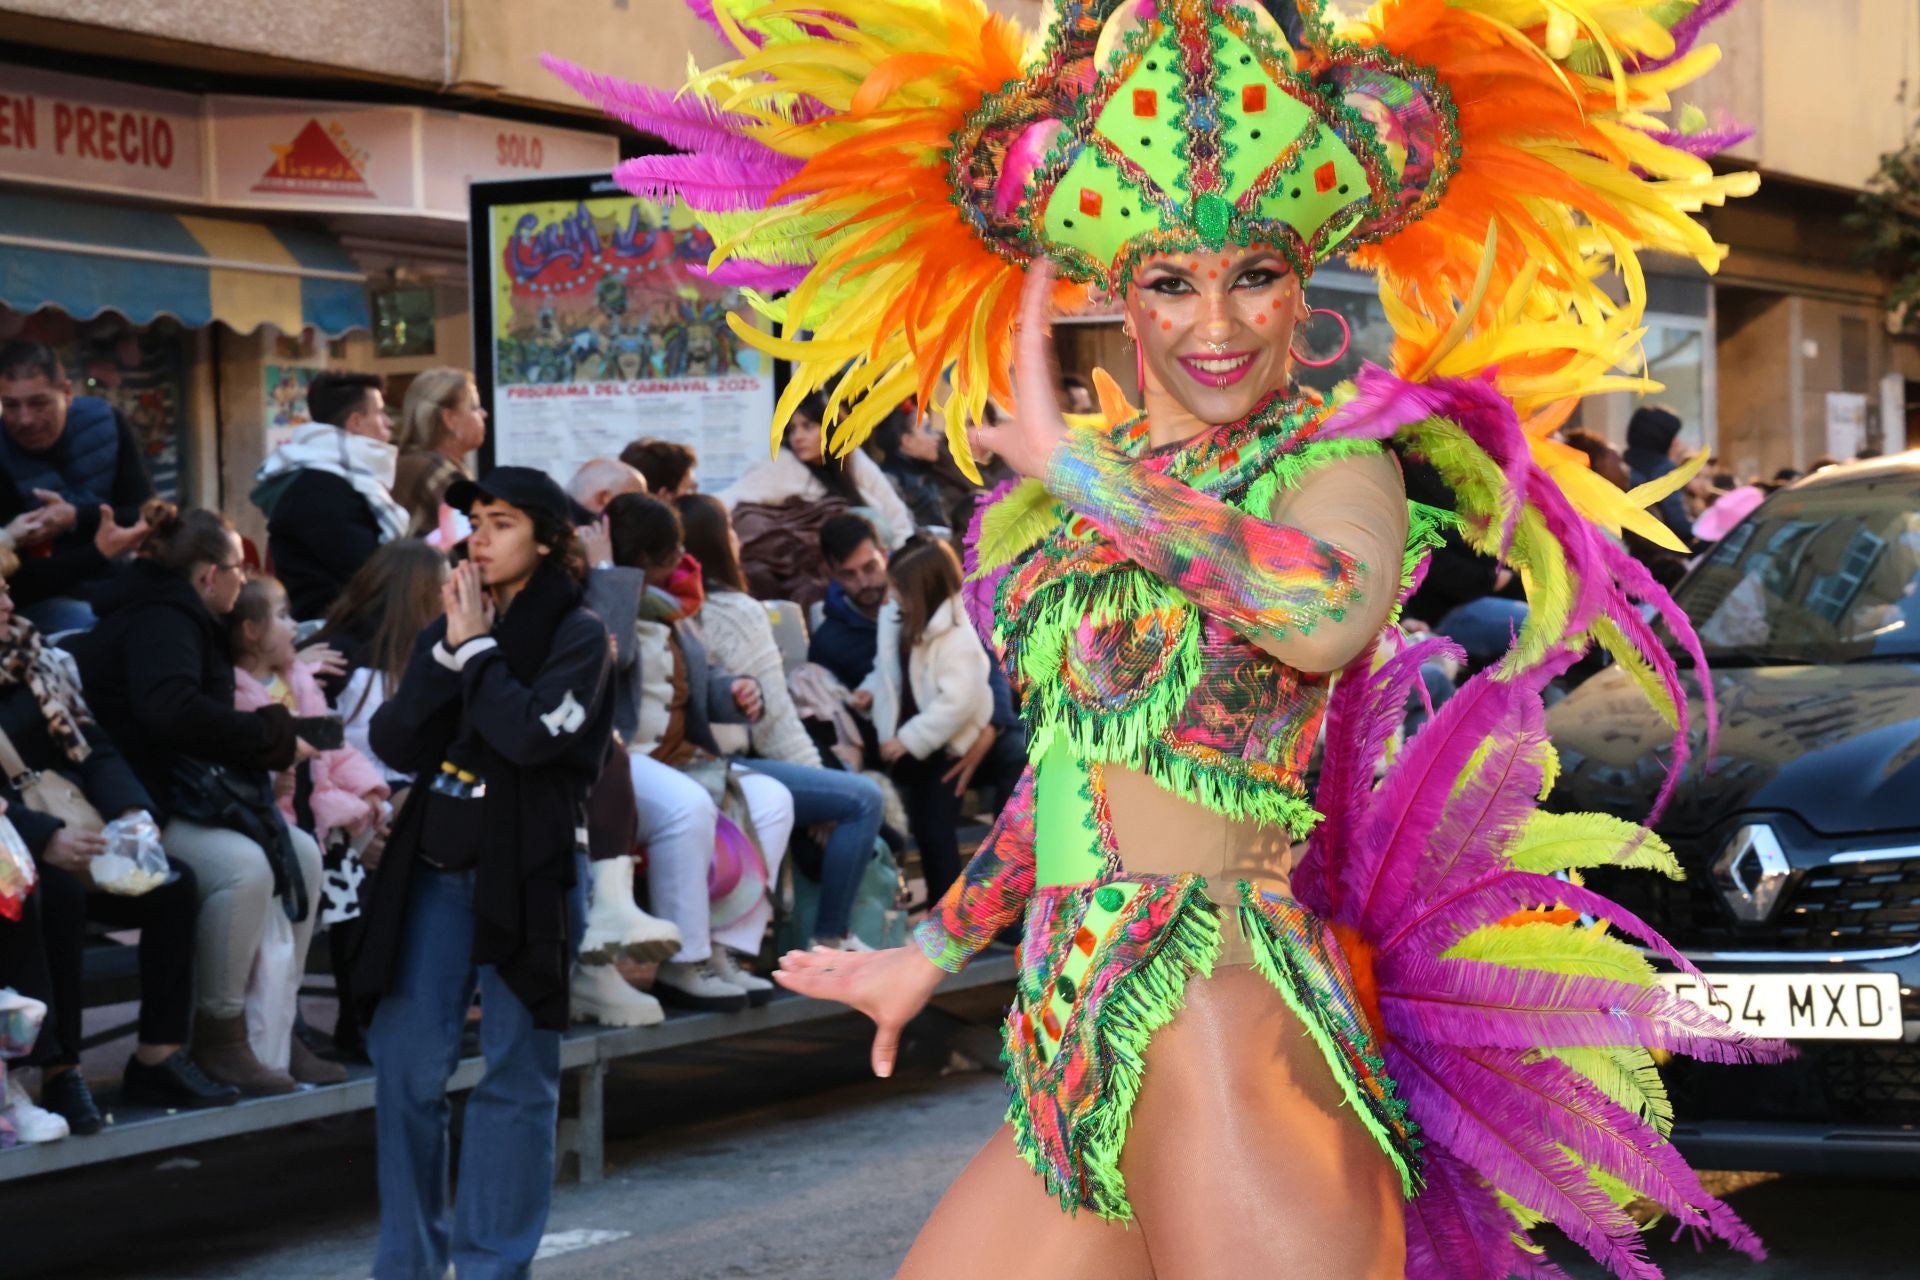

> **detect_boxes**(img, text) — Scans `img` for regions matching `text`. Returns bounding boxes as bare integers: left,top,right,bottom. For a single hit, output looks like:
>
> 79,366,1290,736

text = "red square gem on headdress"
1315,161,1338,193
1133,88,1158,117
1079,188,1103,217
1242,83,1267,113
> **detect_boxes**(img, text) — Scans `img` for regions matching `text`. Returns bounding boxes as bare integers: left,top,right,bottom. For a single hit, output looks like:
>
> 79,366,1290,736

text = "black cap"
446,466,594,526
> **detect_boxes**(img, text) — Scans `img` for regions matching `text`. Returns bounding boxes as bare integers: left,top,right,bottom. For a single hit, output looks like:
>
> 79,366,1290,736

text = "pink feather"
1404,1150,1531,1280
687,258,809,291
614,154,799,213
540,55,776,163
961,477,1021,642
1386,1041,1668,1280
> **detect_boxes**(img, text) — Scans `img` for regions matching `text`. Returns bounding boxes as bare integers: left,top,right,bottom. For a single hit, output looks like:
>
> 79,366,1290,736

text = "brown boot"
288,1033,346,1086
191,1014,296,1096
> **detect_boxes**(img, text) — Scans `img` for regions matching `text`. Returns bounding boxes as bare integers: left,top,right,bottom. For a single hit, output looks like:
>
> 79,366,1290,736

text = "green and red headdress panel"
950,0,1457,289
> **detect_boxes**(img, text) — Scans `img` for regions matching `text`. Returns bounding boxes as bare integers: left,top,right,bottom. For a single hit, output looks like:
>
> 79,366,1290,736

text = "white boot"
4,1074,69,1143
711,948,775,1007
570,961,664,1028
579,857,682,964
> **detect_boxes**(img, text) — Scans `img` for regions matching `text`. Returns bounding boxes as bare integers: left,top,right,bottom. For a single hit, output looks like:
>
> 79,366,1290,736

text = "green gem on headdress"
1195,192,1233,249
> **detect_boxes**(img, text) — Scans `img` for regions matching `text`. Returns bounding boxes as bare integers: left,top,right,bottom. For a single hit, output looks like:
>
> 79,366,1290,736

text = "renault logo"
1712,823,1791,923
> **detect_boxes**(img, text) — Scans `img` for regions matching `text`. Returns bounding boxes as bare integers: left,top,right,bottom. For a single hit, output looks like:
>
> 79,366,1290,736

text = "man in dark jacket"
354,467,612,1280
1623,404,1694,555
251,370,409,619
0,340,155,631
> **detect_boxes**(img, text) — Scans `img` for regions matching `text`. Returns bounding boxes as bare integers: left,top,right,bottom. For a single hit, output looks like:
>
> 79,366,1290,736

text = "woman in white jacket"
717,391,916,551
859,538,992,906
678,495,890,949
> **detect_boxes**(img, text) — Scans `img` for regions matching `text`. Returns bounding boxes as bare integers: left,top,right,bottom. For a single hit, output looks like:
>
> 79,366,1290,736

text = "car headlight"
1710,822,1791,923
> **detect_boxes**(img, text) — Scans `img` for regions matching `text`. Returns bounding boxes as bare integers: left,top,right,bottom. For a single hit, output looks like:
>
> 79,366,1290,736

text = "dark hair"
0,340,62,384
620,438,697,494
820,513,882,567
677,493,748,593
1060,374,1091,395
139,502,236,577
314,540,450,713
886,538,963,652
225,575,286,655
787,390,862,503
524,505,587,582
306,370,385,429
606,493,683,572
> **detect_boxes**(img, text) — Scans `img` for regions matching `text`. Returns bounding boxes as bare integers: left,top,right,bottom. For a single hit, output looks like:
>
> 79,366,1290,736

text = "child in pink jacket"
227,576,388,848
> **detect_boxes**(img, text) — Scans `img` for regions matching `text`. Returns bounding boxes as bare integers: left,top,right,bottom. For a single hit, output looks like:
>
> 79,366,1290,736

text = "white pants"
628,753,793,962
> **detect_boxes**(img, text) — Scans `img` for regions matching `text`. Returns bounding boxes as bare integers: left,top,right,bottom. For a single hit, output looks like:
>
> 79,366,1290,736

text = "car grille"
1669,1042,1920,1126
1587,854,1920,953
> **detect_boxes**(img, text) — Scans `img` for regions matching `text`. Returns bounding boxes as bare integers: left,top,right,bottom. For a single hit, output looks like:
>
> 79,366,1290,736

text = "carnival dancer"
555,2,1787,1276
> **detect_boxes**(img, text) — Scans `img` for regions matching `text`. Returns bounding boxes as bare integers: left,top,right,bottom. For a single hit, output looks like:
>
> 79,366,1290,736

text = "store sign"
0,63,617,220
0,66,205,202
211,98,418,212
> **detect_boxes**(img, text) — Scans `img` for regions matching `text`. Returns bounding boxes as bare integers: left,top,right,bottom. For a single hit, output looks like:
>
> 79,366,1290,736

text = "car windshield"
1672,473,1920,664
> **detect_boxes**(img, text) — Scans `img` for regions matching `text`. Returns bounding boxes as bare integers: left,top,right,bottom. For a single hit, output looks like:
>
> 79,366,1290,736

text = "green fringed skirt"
1000,875,1423,1220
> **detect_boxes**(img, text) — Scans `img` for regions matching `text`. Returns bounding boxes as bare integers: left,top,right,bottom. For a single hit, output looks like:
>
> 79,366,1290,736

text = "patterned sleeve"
1043,431,1367,658
910,765,1037,972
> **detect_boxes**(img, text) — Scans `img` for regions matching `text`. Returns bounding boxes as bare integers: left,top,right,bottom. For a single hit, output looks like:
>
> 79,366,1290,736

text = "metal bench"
0,953,1015,1185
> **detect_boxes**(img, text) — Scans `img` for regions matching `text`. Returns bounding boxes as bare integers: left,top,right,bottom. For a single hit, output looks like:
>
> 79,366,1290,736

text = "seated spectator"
607,494,795,1011
0,574,236,1133
719,391,915,550
0,851,75,1143
810,515,1022,806
620,437,699,498
69,504,325,1095
678,494,887,950
309,539,448,1057
0,340,155,632
566,457,648,517
1060,374,1096,416
251,370,409,620
391,368,488,538
860,538,992,907
876,406,979,534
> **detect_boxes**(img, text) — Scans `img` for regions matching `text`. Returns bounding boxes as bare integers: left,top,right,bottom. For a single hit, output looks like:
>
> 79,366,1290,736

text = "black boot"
40,1068,104,1135
122,1050,241,1110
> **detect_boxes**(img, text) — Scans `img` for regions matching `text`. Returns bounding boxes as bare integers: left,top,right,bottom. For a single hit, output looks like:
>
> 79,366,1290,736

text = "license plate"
1656,971,1904,1041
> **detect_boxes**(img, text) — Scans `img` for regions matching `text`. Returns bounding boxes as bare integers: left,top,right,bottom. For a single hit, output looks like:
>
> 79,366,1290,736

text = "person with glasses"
71,503,328,1096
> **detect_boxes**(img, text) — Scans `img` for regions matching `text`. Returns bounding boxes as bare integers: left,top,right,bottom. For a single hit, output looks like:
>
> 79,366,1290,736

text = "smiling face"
1124,244,1307,426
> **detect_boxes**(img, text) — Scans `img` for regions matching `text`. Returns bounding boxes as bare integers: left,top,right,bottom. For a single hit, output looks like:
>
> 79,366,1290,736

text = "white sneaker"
570,962,665,1028
4,1075,69,1143
810,933,875,953
579,857,683,965
654,959,749,1013
711,948,775,1007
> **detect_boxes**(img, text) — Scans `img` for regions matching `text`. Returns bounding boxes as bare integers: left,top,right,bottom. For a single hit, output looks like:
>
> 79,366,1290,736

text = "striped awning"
0,191,368,336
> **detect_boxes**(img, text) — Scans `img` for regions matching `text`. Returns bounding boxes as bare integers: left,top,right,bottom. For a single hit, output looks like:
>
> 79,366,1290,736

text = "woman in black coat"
70,505,327,1096
0,574,237,1132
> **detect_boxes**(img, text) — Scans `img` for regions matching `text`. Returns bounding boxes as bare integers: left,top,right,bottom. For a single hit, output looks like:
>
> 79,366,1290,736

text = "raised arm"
1045,438,1406,674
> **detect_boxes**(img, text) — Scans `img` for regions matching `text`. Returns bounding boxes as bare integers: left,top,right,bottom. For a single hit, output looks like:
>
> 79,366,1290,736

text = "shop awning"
0,191,368,336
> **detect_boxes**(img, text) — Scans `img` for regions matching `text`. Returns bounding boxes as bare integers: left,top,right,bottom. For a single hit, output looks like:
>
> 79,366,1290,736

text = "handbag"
0,726,103,834
169,757,310,923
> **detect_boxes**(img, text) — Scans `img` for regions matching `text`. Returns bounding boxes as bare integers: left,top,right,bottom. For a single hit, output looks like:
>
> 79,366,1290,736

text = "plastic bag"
244,909,297,1072
0,986,46,1058
0,814,34,921
91,811,170,896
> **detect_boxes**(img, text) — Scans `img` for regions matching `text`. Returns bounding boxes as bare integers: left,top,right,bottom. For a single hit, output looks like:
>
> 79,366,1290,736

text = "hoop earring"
1290,307,1351,368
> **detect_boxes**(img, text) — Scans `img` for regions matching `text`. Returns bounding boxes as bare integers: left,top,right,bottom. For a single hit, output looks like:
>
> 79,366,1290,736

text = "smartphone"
292,715,345,750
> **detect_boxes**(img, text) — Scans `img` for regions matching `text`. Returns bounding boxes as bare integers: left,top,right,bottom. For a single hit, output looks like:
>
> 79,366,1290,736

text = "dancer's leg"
1123,966,1405,1280
898,1127,1153,1280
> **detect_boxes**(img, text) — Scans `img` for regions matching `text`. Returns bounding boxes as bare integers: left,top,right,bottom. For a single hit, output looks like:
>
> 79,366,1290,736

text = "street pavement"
10,999,1917,1280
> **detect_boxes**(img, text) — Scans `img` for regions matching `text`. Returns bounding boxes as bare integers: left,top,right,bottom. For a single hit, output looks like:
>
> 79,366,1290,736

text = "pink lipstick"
1176,351,1257,388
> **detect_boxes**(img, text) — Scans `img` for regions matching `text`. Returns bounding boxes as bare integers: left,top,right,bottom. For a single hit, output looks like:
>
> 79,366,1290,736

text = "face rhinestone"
1242,84,1267,113
1315,161,1338,193
1133,88,1158,117
1080,188,1103,216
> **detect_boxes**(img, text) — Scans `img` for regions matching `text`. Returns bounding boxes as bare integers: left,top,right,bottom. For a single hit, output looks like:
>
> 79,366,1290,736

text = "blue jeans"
744,758,884,940
368,862,577,1280
21,595,95,638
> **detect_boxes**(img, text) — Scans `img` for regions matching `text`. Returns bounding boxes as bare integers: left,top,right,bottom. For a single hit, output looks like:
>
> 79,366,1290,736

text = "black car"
1548,453,1920,1177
